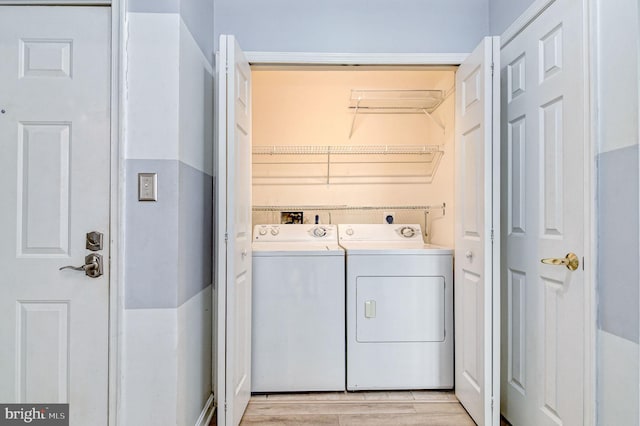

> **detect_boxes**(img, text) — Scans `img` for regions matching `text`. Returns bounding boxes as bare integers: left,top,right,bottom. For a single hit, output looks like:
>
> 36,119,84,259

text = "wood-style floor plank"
245,401,418,416
240,414,340,425
338,412,476,426
211,391,475,426
224,391,477,426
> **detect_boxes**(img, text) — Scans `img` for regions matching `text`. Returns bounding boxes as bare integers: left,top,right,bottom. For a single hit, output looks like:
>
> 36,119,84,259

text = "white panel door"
0,6,110,424
216,34,252,426
455,36,500,426
501,1,586,425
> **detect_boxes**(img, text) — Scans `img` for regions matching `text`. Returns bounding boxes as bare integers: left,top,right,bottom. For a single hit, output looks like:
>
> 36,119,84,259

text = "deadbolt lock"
86,231,103,251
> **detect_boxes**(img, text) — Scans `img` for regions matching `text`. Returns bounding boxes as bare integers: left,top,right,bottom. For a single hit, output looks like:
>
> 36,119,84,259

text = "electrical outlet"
383,211,395,224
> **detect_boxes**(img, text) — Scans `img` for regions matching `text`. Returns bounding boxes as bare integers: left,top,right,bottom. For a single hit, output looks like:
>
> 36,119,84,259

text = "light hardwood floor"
212,391,476,425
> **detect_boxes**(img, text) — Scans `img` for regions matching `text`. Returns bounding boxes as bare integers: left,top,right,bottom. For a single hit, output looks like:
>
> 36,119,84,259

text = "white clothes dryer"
338,224,453,390
251,224,345,392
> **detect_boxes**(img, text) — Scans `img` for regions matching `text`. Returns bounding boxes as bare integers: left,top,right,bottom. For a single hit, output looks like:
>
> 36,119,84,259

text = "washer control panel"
253,224,337,242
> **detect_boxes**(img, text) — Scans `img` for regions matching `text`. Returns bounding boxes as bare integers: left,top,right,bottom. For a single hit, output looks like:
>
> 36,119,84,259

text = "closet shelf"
348,89,447,137
253,144,442,156
349,89,446,113
252,204,446,213
252,144,444,185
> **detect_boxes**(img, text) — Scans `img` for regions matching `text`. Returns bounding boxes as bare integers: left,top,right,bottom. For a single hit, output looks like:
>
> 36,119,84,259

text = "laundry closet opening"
250,65,457,241
248,63,459,391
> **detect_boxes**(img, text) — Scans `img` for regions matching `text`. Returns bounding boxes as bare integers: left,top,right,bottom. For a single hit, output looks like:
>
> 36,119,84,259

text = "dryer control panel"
338,224,424,243
253,224,337,242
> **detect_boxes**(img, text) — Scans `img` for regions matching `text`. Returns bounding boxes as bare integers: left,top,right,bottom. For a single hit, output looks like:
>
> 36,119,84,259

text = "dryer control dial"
259,228,267,236
312,227,327,238
270,228,279,236
345,228,354,236
399,226,417,238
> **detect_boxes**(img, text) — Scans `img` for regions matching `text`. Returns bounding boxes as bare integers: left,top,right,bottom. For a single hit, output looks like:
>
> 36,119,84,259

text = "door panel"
0,6,110,424
454,36,500,426
216,34,252,426
501,0,585,425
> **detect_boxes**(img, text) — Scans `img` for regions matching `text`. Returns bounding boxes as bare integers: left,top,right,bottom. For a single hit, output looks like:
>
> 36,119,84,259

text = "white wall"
214,0,490,54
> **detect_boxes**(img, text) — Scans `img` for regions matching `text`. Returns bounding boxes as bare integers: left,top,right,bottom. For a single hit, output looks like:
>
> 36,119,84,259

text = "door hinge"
491,62,495,76
490,229,494,241
224,233,229,242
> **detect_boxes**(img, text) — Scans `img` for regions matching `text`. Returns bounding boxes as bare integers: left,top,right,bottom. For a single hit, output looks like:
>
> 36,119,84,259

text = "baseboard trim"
195,393,215,426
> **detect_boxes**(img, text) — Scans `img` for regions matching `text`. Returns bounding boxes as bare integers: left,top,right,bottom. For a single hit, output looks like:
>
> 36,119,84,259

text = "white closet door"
454,36,501,426
501,0,586,424
215,34,252,426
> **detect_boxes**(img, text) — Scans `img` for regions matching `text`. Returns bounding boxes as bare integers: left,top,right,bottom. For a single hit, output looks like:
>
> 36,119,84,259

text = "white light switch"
138,173,157,201
364,300,376,318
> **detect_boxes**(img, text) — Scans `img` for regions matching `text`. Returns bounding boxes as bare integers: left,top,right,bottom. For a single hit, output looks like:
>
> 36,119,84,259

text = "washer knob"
259,228,267,236
400,226,416,238
345,228,354,236
313,227,327,237
270,228,279,236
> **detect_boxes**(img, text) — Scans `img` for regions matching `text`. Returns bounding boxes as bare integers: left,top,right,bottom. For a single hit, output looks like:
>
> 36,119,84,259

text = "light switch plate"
138,173,157,201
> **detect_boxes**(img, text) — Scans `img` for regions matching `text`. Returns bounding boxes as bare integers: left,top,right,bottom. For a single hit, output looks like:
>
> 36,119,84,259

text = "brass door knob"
540,252,579,271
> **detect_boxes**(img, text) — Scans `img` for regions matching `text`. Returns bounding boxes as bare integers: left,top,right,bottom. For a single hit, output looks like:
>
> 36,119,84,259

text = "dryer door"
356,276,445,343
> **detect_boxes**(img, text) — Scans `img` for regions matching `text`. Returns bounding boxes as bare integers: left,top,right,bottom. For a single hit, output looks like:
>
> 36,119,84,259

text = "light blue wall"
121,2,214,424
214,0,490,53
595,0,640,424
489,0,536,34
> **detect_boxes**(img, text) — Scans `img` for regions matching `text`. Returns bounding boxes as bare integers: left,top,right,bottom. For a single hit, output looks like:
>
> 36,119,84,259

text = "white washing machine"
251,224,345,392
338,224,453,390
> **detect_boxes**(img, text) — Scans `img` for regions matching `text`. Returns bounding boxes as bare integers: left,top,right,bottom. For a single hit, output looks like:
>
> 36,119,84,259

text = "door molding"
500,1,596,425
245,51,469,65
109,1,124,425
0,0,110,4
500,0,557,48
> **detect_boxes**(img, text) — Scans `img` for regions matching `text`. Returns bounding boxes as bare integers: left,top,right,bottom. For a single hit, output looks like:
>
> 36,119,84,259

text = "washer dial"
399,226,416,238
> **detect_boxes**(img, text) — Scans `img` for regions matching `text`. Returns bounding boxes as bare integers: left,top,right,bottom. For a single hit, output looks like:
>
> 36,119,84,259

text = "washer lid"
252,242,344,256
339,241,453,255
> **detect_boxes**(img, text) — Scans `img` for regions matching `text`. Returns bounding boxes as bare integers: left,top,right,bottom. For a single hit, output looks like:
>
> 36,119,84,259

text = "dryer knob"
270,228,279,236
259,228,267,236
313,227,327,237
400,226,416,238
345,228,354,236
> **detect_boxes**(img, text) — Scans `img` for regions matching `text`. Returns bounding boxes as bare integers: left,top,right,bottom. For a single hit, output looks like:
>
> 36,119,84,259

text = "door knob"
540,252,579,271
60,253,104,278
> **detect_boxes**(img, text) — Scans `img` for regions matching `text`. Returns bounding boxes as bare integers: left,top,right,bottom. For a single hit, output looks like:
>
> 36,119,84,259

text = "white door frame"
109,2,124,425
0,1,124,425
501,0,596,425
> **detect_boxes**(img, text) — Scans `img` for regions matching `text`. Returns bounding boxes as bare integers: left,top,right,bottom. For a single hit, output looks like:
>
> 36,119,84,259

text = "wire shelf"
252,145,442,156
252,144,444,185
